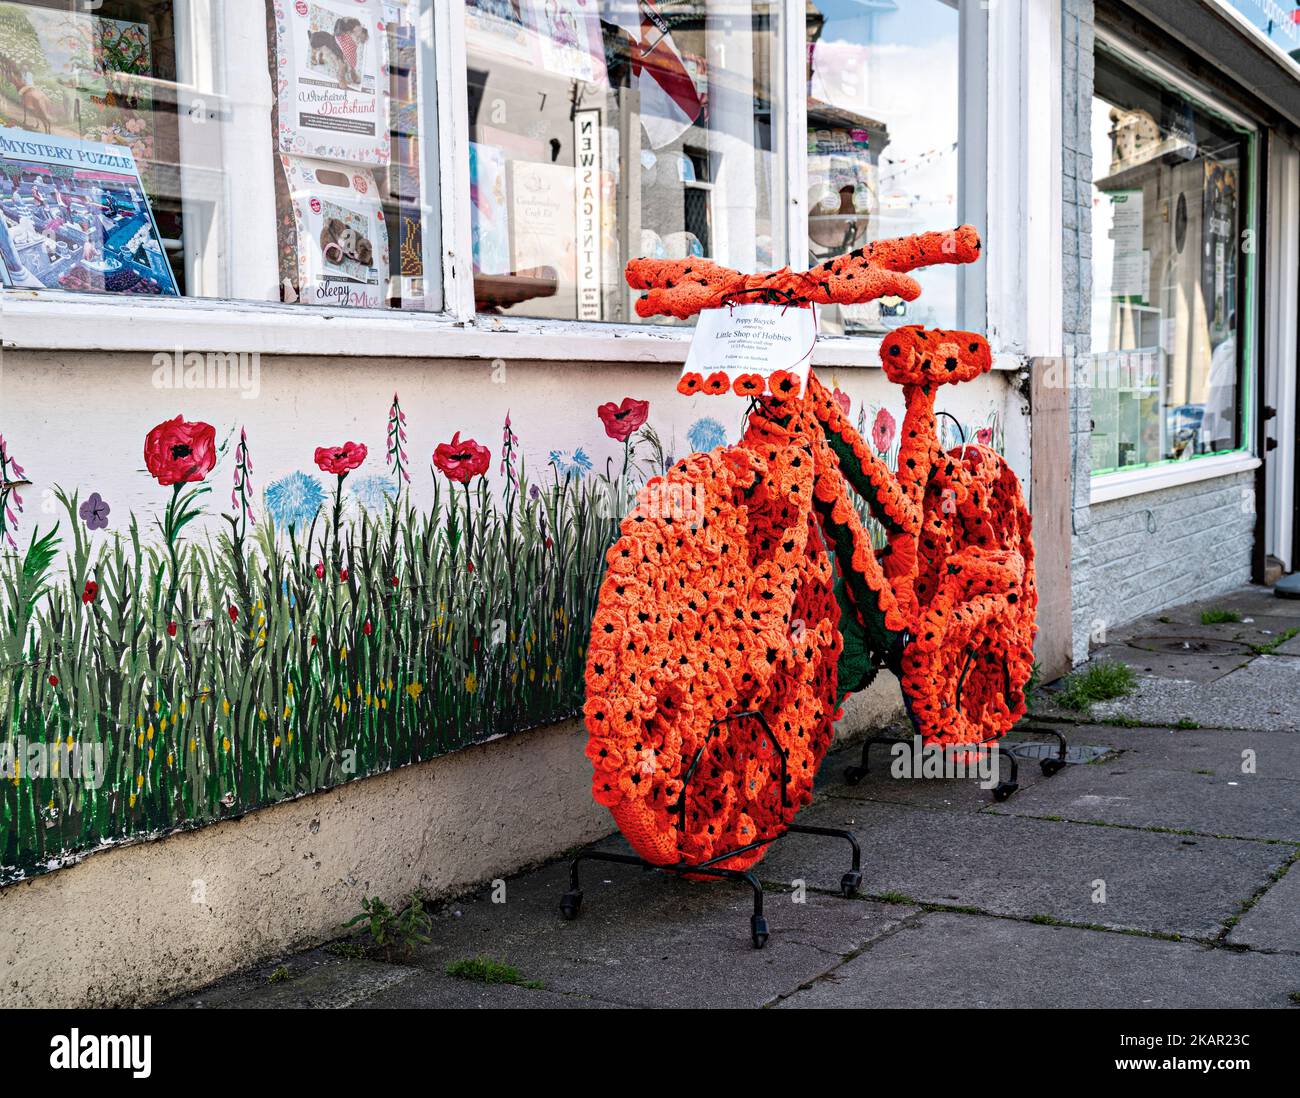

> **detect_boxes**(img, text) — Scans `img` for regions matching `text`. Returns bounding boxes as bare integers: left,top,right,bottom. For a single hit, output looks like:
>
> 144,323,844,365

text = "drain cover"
1005,741,1111,764
1128,635,1253,656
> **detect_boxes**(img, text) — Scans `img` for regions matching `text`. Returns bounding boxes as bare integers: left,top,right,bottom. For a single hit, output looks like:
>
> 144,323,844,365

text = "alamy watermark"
890,736,1000,790
152,346,260,400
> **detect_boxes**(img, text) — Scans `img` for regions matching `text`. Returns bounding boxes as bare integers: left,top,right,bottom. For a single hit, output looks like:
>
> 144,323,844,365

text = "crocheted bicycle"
580,226,1037,884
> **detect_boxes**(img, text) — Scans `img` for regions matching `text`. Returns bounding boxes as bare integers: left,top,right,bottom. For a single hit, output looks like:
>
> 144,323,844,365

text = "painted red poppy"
432,432,491,483
144,416,217,486
596,397,650,441
81,580,97,604
833,388,851,416
872,407,897,454
339,568,349,582
362,621,373,636
976,426,993,447
313,441,368,476
167,621,177,638
314,562,325,580
48,675,58,687
228,605,238,622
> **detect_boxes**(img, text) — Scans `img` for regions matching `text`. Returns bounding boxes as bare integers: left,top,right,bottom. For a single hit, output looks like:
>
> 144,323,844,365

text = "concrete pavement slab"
1227,867,1300,953
992,764,1300,842
167,953,419,1009
401,857,919,1008
757,799,1288,938
1088,657,1300,732
776,911,1300,1008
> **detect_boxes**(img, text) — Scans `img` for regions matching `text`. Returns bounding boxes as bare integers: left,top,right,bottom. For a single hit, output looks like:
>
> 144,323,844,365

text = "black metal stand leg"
1017,723,1070,776
786,823,863,896
843,734,909,785
992,743,1020,801
558,847,773,948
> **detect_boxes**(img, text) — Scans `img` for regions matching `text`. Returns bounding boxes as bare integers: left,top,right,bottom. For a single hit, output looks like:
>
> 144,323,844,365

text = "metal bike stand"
843,723,1071,802
560,711,863,949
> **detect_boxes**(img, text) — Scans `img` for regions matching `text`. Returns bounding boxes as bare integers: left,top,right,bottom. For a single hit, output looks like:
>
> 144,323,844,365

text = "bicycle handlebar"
625,226,982,321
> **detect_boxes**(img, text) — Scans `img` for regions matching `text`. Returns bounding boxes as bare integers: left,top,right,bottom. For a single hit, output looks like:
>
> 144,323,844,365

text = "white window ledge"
1090,453,1261,504
1,293,1024,371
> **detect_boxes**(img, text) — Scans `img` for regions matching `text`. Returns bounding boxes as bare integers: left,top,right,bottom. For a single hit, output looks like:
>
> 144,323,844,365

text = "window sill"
1,293,1024,371
1089,453,1261,504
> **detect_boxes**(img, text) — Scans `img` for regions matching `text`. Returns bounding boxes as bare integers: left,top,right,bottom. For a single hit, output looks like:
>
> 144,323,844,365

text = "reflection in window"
805,0,966,335
1089,47,1251,474
465,0,785,323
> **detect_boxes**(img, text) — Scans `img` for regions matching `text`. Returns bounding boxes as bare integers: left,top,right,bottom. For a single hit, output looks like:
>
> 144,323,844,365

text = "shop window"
1088,44,1254,475
465,0,785,323
0,0,437,310
805,0,984,336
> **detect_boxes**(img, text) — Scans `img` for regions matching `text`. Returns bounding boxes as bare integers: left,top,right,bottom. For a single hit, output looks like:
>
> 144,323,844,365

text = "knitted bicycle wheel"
583,411,841,870
899,444,1037,746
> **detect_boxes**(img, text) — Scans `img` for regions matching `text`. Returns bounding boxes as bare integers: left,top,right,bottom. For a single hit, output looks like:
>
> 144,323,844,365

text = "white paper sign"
683,304,817,392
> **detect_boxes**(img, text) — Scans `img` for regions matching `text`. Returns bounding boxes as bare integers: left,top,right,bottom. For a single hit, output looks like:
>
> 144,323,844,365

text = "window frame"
1086,27,1263,503
0,0,1049,374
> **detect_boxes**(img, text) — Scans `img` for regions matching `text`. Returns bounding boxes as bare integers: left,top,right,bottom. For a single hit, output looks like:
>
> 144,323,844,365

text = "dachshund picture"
308,17,369,89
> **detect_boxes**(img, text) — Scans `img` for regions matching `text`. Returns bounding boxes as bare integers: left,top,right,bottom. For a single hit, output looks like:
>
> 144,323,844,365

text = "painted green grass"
1,460,638,882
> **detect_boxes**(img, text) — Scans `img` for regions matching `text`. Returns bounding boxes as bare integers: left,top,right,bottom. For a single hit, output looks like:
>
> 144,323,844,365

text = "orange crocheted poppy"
769,370,802,400
703,371,731,395
733,373,766,397
678,371,704,396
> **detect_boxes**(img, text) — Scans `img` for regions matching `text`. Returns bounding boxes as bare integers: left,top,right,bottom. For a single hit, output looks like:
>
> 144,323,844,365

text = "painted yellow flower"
148,747,154,762
340,646,348,660
167,752,174,766
179,699,187,717
406,683,423,701
222,736,231,753
273,735,281,749
258,709,267,722
189,738,197,752
136,773,144,789
222,698,231,716
129,793,136,808
137,731,145,748
465,672,478,694
286,681,295,697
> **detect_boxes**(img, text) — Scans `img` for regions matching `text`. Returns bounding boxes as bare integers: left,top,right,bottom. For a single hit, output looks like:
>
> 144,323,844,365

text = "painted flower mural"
871,407,897,454
432,433,491,483
144,416,217,486
350,474,398,512
265,471,326,529
687,417,728,452
78,492,111,531
596,397,650,442
549,448,593,479
314,441,368,477
0,392,659,882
